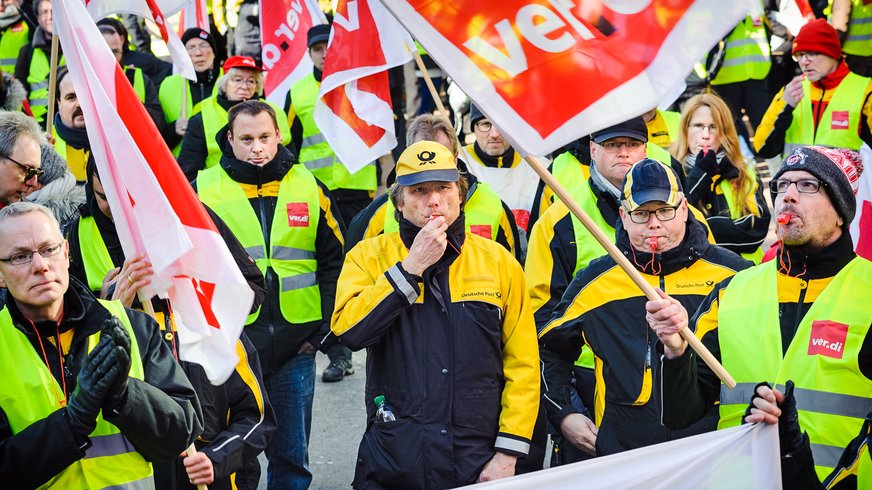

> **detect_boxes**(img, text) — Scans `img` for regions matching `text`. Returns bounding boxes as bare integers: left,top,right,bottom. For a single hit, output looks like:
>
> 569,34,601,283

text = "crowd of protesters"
0,0,870,489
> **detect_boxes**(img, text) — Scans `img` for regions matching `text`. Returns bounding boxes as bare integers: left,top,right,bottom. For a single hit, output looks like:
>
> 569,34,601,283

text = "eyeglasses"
768,178,824,194
3,154,43,182
625,204,680,224
186,43,212,54
600,140,645,151
0,242,65,266
229,76,258,86
792,52,821,63
689,123,718,133
474,120,493,133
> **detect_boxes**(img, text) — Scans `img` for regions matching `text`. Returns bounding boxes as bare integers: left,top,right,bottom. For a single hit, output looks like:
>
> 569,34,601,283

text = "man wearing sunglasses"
754,18,872,159
0,111,43,208
650,146,871,482
538,158,750,457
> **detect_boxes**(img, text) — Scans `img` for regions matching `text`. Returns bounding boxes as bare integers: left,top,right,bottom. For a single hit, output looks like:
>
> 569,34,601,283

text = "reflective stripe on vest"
711,14,771,85
843,0,872,56
198,164,321,324
200,96,292,169
718,258,872,480
0,21,29,74
77,216,117,293
716,162,764,263
383,181,503,241
784,72,869,154
28,50,66,123
290,73,376,191
0,301,153,489
53,126,90,183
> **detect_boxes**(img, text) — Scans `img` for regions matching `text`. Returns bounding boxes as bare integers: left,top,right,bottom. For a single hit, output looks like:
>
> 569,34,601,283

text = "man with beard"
648,146,871,482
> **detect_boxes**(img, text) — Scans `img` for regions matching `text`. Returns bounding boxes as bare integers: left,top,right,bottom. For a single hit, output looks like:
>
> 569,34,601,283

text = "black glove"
743,381,804,454
65,334,123,437
103,319,132,415
695,148,720,176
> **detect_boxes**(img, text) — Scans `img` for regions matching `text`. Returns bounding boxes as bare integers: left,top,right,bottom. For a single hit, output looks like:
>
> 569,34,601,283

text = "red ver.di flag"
261,0,328,104
378,0,759,156
313,0,414,173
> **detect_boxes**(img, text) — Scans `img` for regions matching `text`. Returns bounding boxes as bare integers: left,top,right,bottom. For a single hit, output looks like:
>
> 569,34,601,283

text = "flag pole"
522,155,736,388
46,33,60,136
412,50,447,118
410,52,735,388
136,292,209,490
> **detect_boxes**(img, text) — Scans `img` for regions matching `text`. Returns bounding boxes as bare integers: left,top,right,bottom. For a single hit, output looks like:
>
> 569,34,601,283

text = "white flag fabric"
177,0,210,34
851,144,872,260
86,0,196,80
312,0,414,173
469,423,781,489
55,0,253,384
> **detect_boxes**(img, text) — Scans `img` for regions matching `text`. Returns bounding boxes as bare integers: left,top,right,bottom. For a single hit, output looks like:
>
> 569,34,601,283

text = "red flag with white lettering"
379,0,758,156
86,0,195,80
261,0,327,104
55,0,253,384
313,0,413,173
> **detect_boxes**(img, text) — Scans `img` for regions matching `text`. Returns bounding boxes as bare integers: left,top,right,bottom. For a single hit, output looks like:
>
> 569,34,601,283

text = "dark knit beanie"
469,104,485,126
793,19,842,60
773,146,863,228
181,28,217,54
38,144,68,186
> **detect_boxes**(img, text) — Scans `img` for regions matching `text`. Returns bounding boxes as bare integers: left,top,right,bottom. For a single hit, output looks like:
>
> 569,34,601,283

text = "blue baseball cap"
621,158,683,211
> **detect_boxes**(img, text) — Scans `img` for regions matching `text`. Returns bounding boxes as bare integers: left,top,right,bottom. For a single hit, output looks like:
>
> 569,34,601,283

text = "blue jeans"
265,353,315,490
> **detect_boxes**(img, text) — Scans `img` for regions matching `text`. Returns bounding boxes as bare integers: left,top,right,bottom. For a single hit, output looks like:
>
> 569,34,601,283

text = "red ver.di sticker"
807,320,849,359
287,203,310,227
831,111,849,130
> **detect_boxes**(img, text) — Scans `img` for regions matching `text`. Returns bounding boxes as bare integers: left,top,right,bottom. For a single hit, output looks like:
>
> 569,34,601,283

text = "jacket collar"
399,213,466,274
54,113,90,150
588,178,621,229
615,211,710,276
6,277,93,337
777,232,856,279
472,141,516,168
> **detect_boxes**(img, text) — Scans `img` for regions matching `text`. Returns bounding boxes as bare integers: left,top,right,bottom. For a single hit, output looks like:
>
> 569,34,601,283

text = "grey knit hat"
38,143,68,186
773,146,863,228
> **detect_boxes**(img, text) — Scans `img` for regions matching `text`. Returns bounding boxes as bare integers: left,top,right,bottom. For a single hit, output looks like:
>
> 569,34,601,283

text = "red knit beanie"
793,19,842,60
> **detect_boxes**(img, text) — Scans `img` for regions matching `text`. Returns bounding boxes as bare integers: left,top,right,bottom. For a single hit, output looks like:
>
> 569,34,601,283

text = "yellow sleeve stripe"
319,189,345,247
365,204,387,240
499,208,516,255
234,339,265,423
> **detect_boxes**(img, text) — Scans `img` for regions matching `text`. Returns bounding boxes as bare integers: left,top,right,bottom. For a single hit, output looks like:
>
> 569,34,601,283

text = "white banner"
469,424,781,489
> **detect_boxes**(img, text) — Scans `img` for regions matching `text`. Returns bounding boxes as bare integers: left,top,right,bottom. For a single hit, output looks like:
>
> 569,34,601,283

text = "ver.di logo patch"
807,320,848,359
286,202,310,227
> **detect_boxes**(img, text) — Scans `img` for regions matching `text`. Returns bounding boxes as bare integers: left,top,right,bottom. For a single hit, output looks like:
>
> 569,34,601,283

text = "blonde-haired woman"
674,93,770,263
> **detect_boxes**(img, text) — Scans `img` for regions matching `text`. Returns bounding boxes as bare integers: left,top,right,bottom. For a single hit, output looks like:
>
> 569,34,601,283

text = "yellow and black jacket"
661,234,872,450
332,215,539,489
345,171,520,260
538,215,750,455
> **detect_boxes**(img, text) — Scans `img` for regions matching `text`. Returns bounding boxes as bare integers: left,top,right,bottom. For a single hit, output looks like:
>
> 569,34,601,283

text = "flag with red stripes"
313,0,414,173
178,0,210,35
55,0,253,384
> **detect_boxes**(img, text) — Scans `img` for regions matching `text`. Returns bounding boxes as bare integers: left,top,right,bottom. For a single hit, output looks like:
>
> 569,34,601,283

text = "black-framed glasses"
626,205,680,224
0,242,65,266
600,140,645,151
474,120,493,132
3,154,43,182
768,178,824,194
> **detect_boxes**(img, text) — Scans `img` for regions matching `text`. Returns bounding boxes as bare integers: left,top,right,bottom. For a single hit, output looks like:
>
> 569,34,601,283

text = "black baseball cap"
591,117,648,144
307,24,330,48
621,158,683,211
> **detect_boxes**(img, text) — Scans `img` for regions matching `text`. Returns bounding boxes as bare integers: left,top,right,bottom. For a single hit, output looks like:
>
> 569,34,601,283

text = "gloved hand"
65,334,123,437
695,148,720,176
103,318,132,414
743,381,804,454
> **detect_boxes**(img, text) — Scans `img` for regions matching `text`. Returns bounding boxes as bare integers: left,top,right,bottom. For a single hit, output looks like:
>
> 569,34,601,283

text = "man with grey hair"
0,201,202,488
0,110,45,207
177,55,290,180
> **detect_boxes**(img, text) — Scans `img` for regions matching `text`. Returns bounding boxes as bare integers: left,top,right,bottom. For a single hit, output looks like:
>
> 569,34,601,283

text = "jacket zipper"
793,278,809,335
256,178,276,356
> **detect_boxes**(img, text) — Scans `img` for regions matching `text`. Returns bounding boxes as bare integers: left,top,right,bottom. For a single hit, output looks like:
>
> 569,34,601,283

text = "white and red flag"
86,0,196,80
379,0,758,157
55,0,254,384
261,0,328,104
852,144,872,260
312,0,414,173
177,0,210,35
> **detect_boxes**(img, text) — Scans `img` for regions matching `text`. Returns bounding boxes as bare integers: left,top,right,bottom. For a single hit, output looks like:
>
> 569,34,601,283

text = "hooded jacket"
539,213,751,455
